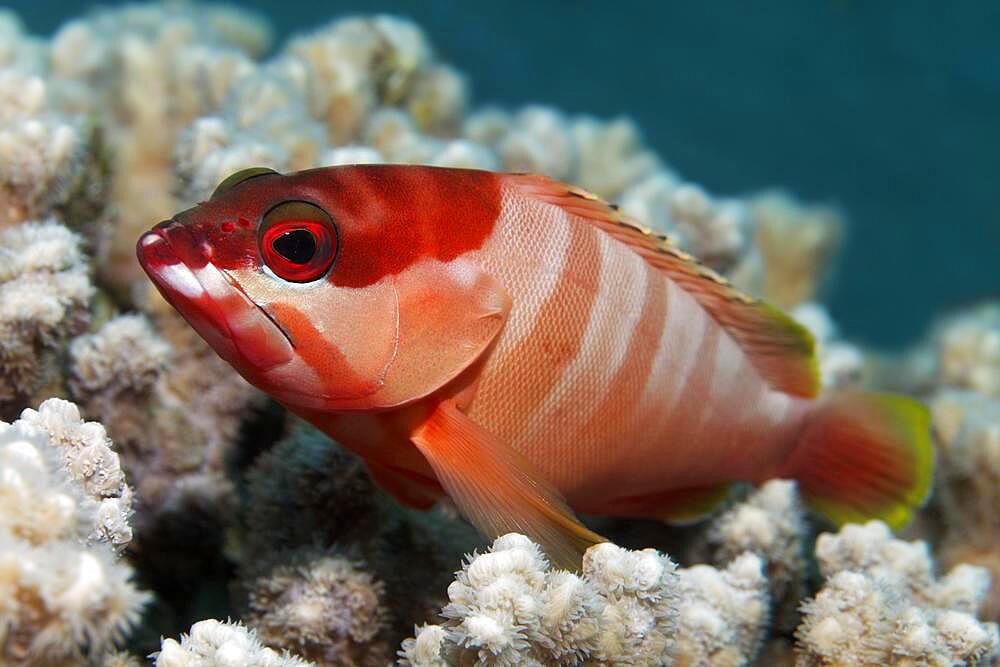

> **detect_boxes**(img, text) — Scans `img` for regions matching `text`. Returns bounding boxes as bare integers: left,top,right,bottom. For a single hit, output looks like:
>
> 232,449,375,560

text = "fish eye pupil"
272,229,316,265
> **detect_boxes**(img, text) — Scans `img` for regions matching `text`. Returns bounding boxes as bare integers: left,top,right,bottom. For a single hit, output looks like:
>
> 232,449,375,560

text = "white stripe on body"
519,232,649,477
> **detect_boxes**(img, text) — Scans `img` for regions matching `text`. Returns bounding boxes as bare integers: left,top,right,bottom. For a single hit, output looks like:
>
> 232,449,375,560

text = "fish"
136,164,933,568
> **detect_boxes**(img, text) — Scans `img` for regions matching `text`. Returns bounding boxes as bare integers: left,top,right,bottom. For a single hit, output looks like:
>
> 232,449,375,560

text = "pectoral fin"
411,401,605,570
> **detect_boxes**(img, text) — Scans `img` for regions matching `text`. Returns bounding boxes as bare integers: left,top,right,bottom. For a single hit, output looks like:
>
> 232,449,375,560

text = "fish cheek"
264,279,400,407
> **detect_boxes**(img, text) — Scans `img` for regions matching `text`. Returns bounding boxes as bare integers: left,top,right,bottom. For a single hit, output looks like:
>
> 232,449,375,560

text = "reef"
0,3,997,666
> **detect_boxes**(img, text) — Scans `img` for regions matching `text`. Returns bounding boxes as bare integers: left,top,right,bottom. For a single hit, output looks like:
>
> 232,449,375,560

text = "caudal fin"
779,391,933,529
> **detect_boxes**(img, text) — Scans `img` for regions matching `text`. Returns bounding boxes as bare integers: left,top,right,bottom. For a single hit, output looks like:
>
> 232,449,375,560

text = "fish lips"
137,222,294,373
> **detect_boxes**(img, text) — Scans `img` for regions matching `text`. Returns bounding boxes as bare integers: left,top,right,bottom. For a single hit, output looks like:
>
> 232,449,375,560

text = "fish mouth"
137,222,294,373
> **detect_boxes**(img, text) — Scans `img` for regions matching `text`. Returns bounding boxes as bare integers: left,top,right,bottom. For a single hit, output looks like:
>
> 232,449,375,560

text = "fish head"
137,165,509,413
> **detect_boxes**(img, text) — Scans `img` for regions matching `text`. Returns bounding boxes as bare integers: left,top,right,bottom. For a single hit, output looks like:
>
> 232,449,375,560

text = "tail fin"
779,391,934,529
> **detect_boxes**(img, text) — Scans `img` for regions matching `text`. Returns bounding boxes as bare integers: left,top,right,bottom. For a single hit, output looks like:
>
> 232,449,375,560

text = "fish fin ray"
411,400,605,570
507,173,820,397
778,391,934,529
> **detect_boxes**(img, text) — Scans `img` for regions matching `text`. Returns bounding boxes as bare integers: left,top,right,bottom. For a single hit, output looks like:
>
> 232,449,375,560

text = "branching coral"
156,619,314,667
695,480,808,632
673,553,769,667
934,303,1000,397
739,192,843,310
401,534,680,666
928,389,1000,620
0,220,92,414
68,314,171,434
246,553,390,666
0,400,148,664
796,521,999,665
791,303,867,390
18,398,134,551
0,66,106,228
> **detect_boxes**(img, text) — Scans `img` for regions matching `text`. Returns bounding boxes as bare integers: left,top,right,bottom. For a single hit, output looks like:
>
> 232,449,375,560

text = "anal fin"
411,401,605,570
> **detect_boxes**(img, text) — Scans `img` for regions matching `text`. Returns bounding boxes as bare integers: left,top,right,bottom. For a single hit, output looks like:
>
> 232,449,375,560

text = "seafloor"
0,4,997,666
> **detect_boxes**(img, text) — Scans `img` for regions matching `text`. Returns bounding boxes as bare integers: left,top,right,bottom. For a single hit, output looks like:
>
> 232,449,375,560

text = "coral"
570,116,660,200
239,421,479,656
156,619,314,667
672,553,769,667
929,389,1000,620
400,533,680,666
0,220,92,413
934,303,1000,397
0,401,148,664
494,106,576,180
696,480,808,631
241,421,383,567
795,520,999,666
68,313,171,436
791,303,867,389
0,66,106,228
246,554,390,666
18,398,134,550
740,192,843,309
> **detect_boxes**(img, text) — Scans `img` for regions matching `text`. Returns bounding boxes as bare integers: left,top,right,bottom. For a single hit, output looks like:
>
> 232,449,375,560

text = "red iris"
258,201,338,282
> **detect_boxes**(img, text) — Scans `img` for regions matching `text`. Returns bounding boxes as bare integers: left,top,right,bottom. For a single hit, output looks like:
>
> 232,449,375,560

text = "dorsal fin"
508,173,820,398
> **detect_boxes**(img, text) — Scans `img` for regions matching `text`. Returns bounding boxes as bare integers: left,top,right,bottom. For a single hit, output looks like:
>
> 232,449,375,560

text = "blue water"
13,1,1000,347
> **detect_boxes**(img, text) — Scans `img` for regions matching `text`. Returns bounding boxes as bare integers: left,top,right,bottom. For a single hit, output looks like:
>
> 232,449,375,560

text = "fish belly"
469,195,808,512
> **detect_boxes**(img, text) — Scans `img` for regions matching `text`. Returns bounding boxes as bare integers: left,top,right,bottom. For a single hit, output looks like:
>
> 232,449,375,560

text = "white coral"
797,520,999,665
0,404,148,663
156,619,314,667
400,534,679,666
701,480,807,631
19,397,134,550
673,553,769,667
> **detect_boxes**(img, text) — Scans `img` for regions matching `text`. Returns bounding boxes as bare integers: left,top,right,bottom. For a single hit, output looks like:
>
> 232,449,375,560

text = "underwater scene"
0,2,998,666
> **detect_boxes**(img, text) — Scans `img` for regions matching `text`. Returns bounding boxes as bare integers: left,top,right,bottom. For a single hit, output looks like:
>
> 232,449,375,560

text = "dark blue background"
14,1,1000,347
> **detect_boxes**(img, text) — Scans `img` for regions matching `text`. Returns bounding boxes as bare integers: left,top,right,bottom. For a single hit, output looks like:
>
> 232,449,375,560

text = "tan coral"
673,553,769,667
743,192,843,309
930,389,1000,620
0,221,92,412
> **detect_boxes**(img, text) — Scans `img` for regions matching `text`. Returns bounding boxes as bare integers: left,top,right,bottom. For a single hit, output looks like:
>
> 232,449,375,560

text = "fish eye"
258,201,338,283
211,167,279,199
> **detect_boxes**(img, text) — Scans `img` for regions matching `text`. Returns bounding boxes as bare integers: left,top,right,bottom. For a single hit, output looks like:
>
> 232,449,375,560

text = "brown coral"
247,554,390,666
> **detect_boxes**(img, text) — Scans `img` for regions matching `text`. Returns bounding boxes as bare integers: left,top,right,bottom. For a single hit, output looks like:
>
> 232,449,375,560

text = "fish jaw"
137,222,294,375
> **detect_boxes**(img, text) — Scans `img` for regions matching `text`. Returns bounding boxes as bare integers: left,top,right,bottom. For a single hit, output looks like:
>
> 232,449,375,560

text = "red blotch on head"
308,166,502,288
221,220,235,233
